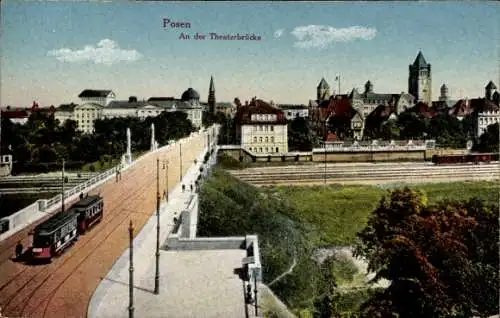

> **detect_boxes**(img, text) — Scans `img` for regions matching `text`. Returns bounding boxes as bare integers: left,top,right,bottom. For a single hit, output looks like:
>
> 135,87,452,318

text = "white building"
148,88,203,128
477,110,500,137
235,98,288,154
278,104,309,120
54,103,76,124
74,103,104,134
78,89,116,106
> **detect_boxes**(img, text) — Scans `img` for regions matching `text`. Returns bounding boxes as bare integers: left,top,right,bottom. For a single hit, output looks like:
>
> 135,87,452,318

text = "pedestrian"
15,241,23,260
182,184,185,192
79,192,84,200
190,184,193,192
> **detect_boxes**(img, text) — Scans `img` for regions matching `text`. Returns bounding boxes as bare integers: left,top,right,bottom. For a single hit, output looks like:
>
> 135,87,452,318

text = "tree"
428,114,467,148
355,188,499,318
288,116,319,151
397,112,428,140
474,122,499,153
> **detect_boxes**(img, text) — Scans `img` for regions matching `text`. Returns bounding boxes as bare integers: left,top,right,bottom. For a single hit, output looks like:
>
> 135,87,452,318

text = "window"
259,137,263,142
265,147,268,152
259,126,263,131
265,137,268,143
276,147,279,153
254,137,257,143
271,136,274,143
265,126,268,132
259,148,262,152
270,126,274,132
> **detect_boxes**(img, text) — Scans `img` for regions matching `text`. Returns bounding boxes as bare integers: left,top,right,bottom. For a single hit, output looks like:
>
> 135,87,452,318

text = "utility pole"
154,158,160,295
128,220,134,318
61,159,66,212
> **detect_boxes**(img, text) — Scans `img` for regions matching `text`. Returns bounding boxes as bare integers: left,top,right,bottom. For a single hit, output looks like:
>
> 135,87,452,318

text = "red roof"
234,99,287,124
1,110,29,118
449,98,499,117
409,101,437,118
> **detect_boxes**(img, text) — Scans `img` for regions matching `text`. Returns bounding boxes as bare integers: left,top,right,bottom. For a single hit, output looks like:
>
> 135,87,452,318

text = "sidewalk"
88,139,255,317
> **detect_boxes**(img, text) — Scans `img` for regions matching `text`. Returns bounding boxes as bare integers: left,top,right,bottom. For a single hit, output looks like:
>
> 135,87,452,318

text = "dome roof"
181,88,200,101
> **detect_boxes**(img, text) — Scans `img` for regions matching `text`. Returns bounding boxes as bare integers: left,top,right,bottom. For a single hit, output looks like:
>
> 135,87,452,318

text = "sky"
1,1,499,107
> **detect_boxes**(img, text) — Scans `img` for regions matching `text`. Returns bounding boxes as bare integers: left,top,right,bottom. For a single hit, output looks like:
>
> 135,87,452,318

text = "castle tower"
439,84,449,102
208,75,216,114
317,78,330,101
485,81,497,101
364,80,373,93
408,51,432,105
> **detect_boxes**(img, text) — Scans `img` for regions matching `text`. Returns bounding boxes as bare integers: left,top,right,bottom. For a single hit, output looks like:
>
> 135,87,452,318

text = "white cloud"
291,25,376,49
47,39,143,65
274,29,284,38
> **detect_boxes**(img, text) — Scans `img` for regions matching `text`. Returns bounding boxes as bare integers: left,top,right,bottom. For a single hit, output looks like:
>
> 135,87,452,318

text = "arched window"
265,137,268,143
271,136,274,143
254,137,257,143
259,137,263,142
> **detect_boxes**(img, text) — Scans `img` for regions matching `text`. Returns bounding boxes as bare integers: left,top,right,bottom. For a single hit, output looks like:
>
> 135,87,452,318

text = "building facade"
235,98,288,154
74,103,104,134
408,51,432,105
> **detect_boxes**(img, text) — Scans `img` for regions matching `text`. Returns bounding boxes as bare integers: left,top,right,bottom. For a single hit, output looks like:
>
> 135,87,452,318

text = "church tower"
208,75,216,114
439,84,449,102
485,81,497,101
317,78,331,101
408,51,432,105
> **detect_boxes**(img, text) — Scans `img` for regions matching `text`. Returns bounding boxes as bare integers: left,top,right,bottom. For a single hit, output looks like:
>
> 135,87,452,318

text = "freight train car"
432,153,499,165
31,211,79,261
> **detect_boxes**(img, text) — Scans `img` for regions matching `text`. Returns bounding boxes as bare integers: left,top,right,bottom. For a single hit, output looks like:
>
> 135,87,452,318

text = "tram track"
0,132,208,318
0,158,155,316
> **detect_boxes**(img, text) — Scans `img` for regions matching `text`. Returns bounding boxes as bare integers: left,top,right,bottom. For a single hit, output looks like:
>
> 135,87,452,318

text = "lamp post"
323,142,327,186
163,160,169,202
179,142,183,182
61,159,65,212
253,272,258,316
128,220,134,318
154,158,160,295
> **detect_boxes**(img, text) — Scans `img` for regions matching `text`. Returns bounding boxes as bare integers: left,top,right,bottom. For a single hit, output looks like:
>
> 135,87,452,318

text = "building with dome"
54,87,204,134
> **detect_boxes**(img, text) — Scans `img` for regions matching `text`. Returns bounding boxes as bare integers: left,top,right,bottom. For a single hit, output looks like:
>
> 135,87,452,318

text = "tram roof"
73,195,102,208
35,211,78,235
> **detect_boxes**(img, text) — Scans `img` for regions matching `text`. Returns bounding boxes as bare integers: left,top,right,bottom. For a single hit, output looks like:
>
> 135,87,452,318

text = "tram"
72,195,104,234
30,194,104,261
31,211,79,261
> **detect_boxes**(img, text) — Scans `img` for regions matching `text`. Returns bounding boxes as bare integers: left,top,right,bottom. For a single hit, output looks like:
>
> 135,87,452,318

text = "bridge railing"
0,125,219,241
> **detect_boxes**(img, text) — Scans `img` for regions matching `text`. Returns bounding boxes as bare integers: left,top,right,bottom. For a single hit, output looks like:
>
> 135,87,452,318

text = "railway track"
0,132,209,318
229,163,499,186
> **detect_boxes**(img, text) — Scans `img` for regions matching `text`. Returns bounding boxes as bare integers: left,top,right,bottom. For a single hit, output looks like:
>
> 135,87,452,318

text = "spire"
413,51,428,67
209,75,215,92
317,78,329,89
485,81,497,90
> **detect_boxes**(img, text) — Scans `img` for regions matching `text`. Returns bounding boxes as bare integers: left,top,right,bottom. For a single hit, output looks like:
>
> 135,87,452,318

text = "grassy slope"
267,181,499,246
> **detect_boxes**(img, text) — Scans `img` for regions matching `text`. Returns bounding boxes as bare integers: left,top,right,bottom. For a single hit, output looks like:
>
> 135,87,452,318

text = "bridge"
0,125,263,318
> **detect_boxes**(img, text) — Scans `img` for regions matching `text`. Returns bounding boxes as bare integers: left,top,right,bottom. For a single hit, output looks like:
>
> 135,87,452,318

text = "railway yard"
0,131,208,318
229,162,500,186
